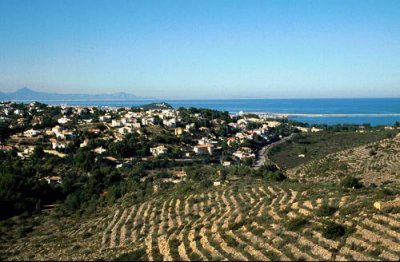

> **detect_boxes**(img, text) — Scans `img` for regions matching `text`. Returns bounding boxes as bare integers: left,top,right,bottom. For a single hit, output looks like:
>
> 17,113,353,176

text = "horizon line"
1,87,400,100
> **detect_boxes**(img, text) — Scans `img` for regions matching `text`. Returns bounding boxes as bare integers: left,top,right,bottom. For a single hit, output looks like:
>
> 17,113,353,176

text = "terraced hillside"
288,133,400,188
3,177,400,261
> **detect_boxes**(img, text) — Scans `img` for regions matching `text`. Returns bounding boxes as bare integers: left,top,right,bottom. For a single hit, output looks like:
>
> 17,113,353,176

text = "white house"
24,129,42,137
52,140,68,150
163,118,177,127
94,147,107,154
51,125,63,135
80,139,89,148
58,117,71,124
82,119,93,123
222,161,231,166
198,137,210,145
193,144,213,155
23,146,36,155
99,114,112,122
55,130,75,140
44,176,62,185
111,119,122,127
142,117,154,126
131,122,141,129
233,150,255,160
124,122,140,129
175,127,183,136
185,123,195,132
14,109,23,115
150,145,167,157
118,126,133,135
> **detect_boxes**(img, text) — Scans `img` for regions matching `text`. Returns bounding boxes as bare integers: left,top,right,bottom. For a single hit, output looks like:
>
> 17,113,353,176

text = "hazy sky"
0,0,399,99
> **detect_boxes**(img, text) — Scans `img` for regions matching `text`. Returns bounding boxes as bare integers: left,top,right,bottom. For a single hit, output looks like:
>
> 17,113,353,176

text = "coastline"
3,98,400,126
245,112,400,117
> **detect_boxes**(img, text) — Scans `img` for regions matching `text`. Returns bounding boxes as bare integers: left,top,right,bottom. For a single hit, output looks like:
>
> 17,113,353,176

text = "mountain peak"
16,87,35,93
0,87,148,101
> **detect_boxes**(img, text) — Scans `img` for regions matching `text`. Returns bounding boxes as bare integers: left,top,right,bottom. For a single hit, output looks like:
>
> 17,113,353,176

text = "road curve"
254,133,295,169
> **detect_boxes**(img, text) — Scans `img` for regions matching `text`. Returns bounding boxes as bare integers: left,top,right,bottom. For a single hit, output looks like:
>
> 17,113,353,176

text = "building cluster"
0,101,330,184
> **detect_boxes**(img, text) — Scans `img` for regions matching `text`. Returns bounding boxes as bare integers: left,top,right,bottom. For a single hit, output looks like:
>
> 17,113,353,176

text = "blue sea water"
43,98,400,126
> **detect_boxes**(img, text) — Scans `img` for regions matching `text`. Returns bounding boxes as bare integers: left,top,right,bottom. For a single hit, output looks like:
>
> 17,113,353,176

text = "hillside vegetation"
268,130,396,169
3,173,400,260
288,133,400,189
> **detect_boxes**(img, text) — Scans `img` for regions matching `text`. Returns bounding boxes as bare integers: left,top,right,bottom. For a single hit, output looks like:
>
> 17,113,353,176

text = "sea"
41,98,400,126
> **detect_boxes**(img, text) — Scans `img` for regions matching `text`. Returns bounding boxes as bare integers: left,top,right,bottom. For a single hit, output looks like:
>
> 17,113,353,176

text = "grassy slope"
288,133,400,190
268,130,396,169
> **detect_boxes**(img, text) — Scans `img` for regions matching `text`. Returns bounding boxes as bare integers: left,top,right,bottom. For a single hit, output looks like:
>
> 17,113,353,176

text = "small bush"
252,227,264,236
316,204,338,217
261,164,279,172
285,217,308,231
264,171,287,182
169,238,181,260
322,222,346,239
380,187,398,196
228,220,246,231
199,179,213,189
369,248,382,257
340,176,363,189
16,225,33,238
339,163,348,171
81,231,93,239
381,206,400,214
115,248,146,261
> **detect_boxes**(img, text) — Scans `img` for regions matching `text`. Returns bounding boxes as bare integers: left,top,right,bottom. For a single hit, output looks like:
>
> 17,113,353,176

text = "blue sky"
0,0,399,99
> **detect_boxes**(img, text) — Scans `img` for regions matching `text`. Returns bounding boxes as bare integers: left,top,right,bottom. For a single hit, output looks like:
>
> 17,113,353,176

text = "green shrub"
252,227,264,236
381,206,400,214
81,231,93,239
369,248,382,257
16,225,33,238
199,179,213,189
338,163,348,171
322,222,346,239
380,187,398,196
264,171,287,182
228,220,246,231
285,217,309,231
169,238,181,260
316,204,338,217
261,164,279,172
115,248,146,261
340,176,363,189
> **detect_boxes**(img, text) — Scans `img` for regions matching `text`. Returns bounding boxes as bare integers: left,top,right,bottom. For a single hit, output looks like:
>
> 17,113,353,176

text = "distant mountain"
0,87,153,101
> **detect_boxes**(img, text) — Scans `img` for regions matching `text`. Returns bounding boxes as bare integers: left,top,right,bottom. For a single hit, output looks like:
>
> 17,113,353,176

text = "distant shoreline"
3,98,400,126
246,112,400,118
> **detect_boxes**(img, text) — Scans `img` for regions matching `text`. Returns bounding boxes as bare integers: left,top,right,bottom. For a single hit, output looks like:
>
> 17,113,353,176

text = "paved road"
254,134,295,169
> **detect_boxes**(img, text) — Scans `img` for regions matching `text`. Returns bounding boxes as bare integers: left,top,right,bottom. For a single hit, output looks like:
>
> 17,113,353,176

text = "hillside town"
0,101,306,176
